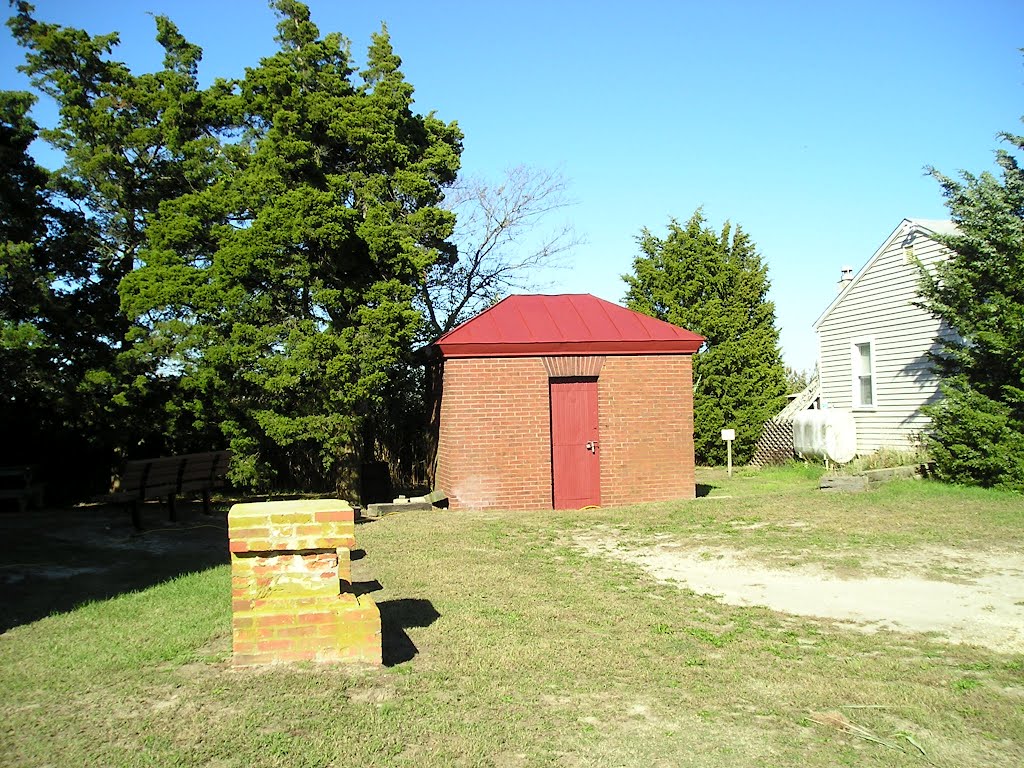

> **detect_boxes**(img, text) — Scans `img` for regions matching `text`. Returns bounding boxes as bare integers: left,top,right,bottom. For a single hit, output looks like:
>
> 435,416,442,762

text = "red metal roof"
433,294,704,358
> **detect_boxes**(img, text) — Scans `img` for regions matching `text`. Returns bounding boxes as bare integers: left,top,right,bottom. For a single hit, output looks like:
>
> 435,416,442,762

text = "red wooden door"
550,378,600,509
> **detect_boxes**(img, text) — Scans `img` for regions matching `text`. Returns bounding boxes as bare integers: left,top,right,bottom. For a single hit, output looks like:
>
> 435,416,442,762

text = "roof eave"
436,339,704,358
813,219,902,330
813,218,957,330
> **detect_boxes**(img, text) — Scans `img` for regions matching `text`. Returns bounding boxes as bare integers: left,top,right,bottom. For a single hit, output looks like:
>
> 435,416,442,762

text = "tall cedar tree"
1,92,58,425
8,2,218,462
0,92,95,470
624,211,788,465
119,1,462,493
919,123,1024,492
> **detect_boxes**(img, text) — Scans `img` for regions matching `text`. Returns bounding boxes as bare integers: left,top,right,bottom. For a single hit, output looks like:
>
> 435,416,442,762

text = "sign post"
721,429,735,478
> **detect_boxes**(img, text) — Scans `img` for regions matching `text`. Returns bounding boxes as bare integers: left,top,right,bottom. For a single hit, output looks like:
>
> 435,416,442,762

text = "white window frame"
851,337,877,410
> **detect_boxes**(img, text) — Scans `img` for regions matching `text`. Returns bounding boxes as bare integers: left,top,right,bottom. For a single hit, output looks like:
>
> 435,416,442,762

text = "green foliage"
0,90,55,425
784,365,813,394
623,210,788,465
6,1,218,467
117,2,462,493
5,1,461,497
921,118,1024,491
0,87,133,491
924,378,1024,491
840,445,931,474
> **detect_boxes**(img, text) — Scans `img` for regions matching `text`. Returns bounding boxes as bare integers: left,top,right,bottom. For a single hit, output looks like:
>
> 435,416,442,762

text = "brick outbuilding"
431,294,703,510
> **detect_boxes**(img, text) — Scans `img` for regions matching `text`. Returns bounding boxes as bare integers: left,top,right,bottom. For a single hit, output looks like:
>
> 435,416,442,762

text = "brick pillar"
228,499,382,666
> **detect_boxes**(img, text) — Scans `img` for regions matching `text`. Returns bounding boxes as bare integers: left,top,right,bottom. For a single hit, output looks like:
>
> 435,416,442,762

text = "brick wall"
436,357,552,510
436,353,696,510
598,355,696,505
228,499,381,666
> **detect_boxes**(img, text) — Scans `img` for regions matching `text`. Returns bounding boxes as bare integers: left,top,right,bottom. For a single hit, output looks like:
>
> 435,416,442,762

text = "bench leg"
167,494,177,523
202,490,212,516
130,501,142,531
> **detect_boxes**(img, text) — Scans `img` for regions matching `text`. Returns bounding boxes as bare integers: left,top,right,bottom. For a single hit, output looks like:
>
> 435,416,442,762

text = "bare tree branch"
419,165,583,341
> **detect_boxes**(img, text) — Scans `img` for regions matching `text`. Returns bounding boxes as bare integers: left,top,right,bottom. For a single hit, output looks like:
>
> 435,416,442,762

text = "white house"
813,218,958,454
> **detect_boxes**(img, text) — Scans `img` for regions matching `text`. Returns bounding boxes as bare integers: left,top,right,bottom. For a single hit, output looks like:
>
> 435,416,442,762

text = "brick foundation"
228,499,381,666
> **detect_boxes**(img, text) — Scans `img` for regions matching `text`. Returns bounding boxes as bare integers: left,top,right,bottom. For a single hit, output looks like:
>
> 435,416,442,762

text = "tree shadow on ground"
0,500,230,633
378,598,440,667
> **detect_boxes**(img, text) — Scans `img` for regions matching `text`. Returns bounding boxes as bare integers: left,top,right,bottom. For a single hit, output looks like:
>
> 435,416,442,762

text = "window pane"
857,342,872,375
860,375,873,406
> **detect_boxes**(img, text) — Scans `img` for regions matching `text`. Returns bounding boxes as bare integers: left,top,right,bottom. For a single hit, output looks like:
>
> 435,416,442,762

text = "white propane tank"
792,410,857,465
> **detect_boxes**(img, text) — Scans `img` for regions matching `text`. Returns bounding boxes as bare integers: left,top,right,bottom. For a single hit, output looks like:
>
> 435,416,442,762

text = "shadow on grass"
696,484,717,498
0,501,230,633
351,578,382,596
378,598,440,667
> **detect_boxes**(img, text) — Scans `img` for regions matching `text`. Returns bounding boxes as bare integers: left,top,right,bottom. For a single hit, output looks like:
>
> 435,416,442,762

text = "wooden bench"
0,466,45,513
107,451,231,529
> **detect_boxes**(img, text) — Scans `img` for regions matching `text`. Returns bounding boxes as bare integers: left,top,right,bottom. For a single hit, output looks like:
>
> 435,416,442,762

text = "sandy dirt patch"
574,533,1024,653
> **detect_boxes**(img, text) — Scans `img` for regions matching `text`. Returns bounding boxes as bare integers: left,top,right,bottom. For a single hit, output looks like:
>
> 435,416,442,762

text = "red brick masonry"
437,354,695,510
228,499,381,666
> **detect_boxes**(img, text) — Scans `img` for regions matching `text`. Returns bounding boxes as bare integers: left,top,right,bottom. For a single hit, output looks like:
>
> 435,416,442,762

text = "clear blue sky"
3,0,1021,371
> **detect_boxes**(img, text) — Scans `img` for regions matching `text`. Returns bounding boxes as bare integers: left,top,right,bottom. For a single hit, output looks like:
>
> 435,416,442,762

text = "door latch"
586,440,598,453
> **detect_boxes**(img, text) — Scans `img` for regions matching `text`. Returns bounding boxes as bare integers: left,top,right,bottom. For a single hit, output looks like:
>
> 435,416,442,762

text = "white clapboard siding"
813,219,957,454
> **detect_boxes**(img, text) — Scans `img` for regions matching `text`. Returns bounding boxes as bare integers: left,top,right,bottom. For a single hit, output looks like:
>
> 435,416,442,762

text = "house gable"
814,218,958,331
814,219,957,453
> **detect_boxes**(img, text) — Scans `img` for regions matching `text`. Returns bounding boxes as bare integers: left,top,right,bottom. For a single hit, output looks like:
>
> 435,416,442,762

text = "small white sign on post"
721,429,736,477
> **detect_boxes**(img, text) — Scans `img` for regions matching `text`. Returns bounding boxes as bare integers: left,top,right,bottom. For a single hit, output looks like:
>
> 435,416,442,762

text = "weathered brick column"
228,499,382,666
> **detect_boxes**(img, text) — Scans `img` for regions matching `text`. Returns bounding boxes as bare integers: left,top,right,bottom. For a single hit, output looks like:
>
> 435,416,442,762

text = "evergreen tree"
920,123,1024,491
119,1,462,493
7,2,218,458
0,90,124,493
624,210,788,465
1,91,66,440
784,365,814,394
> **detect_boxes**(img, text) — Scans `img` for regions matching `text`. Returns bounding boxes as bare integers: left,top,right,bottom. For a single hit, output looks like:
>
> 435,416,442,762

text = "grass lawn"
2,466,1022,767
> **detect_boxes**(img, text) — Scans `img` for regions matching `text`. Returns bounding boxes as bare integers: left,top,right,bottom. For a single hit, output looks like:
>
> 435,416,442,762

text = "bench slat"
105,451,231,528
